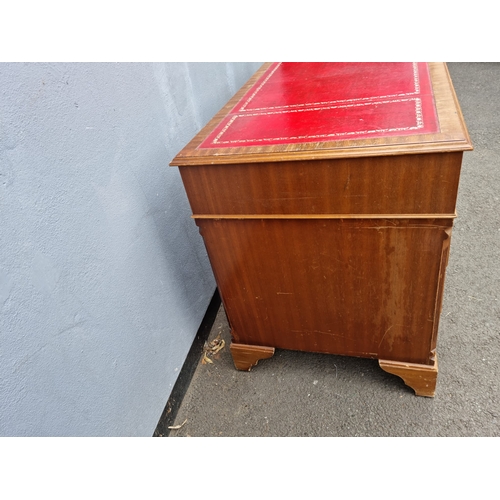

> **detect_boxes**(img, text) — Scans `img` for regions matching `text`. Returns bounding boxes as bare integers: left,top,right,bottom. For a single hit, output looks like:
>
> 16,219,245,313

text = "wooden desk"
171,63,472,397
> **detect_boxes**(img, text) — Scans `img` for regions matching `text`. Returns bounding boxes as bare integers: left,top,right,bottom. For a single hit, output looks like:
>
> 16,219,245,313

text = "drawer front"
180,152,462,217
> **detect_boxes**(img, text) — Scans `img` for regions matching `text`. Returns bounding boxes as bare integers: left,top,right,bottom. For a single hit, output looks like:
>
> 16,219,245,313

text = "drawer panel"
180,152,462,217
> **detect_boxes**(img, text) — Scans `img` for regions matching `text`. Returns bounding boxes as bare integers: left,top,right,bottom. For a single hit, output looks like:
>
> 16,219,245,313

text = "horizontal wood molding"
192,213,457,220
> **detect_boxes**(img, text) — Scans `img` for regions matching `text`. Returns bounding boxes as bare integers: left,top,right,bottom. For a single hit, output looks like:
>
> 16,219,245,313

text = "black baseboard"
153,288,221,437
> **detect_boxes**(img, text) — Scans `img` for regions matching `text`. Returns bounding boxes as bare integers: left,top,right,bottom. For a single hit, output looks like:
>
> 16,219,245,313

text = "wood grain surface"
197,218,452,365
180,152,463,217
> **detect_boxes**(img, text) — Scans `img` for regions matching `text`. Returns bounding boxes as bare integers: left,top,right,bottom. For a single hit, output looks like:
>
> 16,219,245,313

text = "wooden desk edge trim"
442,63,474,149
192,213,457,220
170,141,472,166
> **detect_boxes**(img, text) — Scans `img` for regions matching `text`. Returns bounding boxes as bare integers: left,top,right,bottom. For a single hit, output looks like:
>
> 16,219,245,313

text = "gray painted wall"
0,62,262,436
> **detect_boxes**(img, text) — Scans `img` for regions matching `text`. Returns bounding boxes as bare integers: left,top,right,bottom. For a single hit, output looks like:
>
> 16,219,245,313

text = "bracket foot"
230,342,275,371
379,355,438,397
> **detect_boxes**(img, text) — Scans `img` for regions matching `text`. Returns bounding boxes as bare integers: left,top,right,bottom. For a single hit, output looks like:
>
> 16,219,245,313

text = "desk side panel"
197,218,452,365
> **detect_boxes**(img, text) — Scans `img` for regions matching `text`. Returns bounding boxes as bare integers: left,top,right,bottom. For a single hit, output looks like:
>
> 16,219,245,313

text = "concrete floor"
167,63,500,437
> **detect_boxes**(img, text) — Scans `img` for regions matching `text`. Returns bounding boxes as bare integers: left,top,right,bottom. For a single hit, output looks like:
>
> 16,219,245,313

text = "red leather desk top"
199,63,439,149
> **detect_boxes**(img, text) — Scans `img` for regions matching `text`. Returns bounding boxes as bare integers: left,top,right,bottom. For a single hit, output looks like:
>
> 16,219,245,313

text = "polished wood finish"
230,342,275,371
171,63,472,397
198,218,451,365
180,153,463,217
379,356,438,397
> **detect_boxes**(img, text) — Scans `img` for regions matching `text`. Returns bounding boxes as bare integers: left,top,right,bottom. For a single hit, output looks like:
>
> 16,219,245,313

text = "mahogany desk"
171,63,472,397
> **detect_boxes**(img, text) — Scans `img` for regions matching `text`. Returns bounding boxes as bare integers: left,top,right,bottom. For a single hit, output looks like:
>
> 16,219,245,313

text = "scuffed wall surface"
0,62,262,436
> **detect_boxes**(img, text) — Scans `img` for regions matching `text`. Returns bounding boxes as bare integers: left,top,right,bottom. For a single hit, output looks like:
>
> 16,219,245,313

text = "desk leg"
379,355,438,397
230,342,275,371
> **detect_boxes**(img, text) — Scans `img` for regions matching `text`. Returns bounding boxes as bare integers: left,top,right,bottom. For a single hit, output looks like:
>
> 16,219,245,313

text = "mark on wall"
0,270,14,305
32,252,61,295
